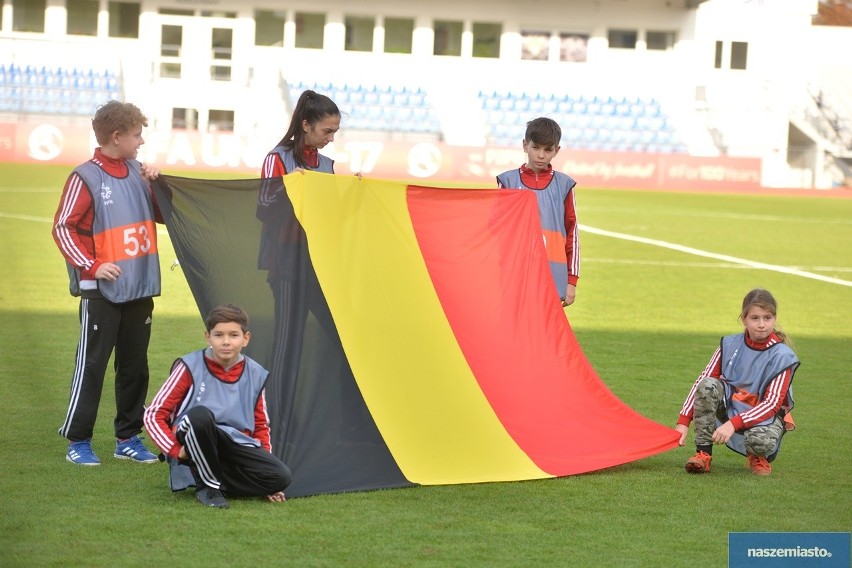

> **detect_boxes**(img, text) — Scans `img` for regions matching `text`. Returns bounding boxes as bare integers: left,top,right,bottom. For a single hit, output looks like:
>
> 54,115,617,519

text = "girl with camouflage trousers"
675,289,799,476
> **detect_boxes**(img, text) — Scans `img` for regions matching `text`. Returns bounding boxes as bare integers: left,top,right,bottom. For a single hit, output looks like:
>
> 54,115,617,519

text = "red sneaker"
747,454,772,476
685,451,712,473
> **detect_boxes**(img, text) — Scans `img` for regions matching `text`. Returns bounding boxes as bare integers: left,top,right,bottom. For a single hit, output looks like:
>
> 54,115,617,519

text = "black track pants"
59,297,153,442
177,406,292,497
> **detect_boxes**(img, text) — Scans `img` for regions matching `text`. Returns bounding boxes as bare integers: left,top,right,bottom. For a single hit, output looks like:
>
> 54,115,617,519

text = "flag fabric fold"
154,171,679,498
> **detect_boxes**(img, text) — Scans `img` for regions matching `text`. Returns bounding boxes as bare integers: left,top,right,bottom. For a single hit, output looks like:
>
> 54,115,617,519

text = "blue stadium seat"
363,88,378,104
378,90,393,105
528,97,544,112
487,109,504,123
597,128,612,143
392,92,408,106
586,99,602,115
59,89,75,114
574,114,593,128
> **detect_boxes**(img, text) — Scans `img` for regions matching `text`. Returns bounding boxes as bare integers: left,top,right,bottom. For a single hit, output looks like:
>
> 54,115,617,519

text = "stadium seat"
528,97,544,112
575,114,593,128
586,99,602,115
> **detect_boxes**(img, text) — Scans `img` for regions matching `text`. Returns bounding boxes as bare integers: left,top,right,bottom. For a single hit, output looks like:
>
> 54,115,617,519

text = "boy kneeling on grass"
144,304,291,508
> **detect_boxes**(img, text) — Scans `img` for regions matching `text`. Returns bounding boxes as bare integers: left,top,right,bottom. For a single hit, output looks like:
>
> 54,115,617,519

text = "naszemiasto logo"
100,183,113,205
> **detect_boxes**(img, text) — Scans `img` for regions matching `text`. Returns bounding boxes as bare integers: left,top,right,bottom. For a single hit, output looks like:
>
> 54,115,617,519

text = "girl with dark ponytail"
256,90,346,457
264,89,341,175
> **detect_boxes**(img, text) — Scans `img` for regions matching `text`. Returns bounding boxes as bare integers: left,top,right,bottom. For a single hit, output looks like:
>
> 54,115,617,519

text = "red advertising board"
0,119,762,191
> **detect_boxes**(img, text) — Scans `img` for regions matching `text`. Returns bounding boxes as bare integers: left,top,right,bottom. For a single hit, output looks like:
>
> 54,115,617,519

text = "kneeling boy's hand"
266,491,286,503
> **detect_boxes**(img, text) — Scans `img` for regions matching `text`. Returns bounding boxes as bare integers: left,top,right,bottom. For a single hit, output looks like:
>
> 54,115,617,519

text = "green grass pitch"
1,162,850,567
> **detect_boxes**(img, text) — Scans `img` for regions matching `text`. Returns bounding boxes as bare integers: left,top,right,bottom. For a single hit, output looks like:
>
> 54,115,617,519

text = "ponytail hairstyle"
278,90,340,168
739,288,790,344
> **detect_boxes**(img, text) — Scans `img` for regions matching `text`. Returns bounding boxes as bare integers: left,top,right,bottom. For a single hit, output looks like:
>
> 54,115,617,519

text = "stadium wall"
0,118,762,190
0,0,846,191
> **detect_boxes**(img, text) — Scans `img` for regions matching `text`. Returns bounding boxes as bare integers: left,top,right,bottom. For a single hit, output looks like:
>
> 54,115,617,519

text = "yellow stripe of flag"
285,172,549,484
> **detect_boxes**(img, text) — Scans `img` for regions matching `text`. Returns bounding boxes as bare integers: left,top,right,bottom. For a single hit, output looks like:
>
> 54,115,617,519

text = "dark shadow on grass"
5,310,847,497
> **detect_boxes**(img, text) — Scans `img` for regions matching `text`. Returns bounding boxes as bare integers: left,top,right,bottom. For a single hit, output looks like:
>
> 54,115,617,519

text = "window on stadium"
384,17,414,54
608,29,637,49
434,20,463,56
295,12,325,49
521,31,550,61
255,10,286,46
12,0,46,33
160,24,182,78
211,28,233,81
209,109,235,132
172,108,198,130
160,8,193,16
731,41,748,70
345,15,374,52
201,11,236,18
560,33,588,62
473,22,501,58
714,40,723,68
108,2,140,39
67,0,98,36
647,30,676,50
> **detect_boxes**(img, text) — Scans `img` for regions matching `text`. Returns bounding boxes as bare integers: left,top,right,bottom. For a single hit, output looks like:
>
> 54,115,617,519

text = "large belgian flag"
154,172,679,498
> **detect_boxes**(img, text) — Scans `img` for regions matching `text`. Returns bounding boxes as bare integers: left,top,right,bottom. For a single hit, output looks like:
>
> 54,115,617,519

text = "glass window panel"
647,30,676,50
560,33,588,62
210,65,231,81
384,17,413,54
109,2,140,38
345,15,374,52
67,0,99,36
172,108,198,130
160,8,193,16
211,28,232,61
731,41,748,70
255,10,286,46
608,29,637,49
295,12,325,49
472,22,501,58
161,25,182,57
209,109,234,132
12,0,46,33
521,31,550,61
434,20,462,56
159,63,181,78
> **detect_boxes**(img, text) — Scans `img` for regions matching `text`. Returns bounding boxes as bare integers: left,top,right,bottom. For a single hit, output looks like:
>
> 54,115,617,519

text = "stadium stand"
0,64,121,116
288,80,441,135
282,80,685,152
0,0,848,187
476,90,687,152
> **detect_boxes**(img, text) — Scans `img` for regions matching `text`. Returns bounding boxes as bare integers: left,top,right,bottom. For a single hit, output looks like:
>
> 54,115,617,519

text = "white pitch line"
3,212,850,286
0,212,53,223
587,257,852,272
582,206,852,226
580,224,852,287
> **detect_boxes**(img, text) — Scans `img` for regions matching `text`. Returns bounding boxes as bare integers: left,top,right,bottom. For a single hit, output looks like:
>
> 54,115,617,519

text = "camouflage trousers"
692,377,784,457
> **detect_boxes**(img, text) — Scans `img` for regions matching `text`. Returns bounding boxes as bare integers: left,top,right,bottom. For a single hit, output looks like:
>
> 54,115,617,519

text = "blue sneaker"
67,440,101,466
114,435,159,463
